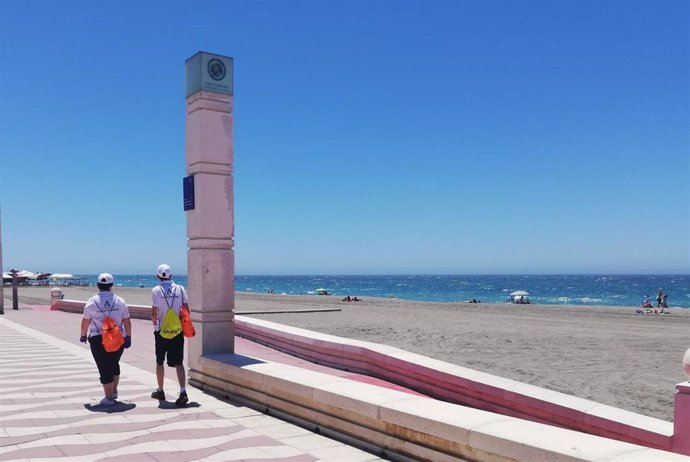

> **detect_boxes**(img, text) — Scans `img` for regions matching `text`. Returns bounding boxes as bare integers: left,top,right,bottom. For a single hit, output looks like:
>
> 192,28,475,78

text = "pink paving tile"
0,435,49,446
59,442,125,457
215,435,295,450
1,445,65,458
0,418,37,427
148,449,221,462
101,454,160,461
245,456,318,462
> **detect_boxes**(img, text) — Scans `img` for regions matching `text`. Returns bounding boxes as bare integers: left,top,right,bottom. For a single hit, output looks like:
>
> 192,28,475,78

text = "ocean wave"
575,297,604,304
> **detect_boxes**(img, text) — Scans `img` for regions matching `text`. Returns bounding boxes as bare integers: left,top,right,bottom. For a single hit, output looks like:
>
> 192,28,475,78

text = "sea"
76,274,690,309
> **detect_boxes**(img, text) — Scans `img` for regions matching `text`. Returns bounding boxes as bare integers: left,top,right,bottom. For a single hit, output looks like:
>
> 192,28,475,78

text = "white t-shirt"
151,281,188,330
83,292,130,337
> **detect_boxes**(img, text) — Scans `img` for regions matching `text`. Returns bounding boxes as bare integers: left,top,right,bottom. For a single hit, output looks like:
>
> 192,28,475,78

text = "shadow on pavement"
84,402,137,413
158,400,201,410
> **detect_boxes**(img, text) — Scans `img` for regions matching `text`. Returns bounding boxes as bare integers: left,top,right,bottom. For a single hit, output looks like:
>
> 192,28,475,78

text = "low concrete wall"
51,298,686,460
52,299,151,320
190,350,687,462
234,316,674,452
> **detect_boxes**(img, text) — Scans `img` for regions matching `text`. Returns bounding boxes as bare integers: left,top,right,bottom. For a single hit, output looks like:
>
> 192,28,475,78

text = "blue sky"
1,0,688,275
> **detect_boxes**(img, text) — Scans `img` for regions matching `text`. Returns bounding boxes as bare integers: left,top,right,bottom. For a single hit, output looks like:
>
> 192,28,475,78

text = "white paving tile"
211,406,262,419
5,423,68,437
20,434,92,448
256,422,314,439
104,440,179,456
231,413,288,428
0,445,20,456
1,410,85,421
310,445,383,462
82,430,151,444
282,434,342,451
198,445,305,461
149,419,232,432
2,386,104,399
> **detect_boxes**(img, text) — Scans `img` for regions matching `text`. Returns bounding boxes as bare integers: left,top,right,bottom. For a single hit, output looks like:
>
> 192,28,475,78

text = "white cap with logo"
157,264,172,279
97,273,114,285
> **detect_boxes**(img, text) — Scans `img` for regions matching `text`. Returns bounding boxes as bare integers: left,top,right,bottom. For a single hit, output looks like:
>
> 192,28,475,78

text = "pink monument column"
185,52,235,366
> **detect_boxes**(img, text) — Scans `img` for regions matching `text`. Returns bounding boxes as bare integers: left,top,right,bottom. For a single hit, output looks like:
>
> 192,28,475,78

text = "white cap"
157,264,172,279
97,273,114,285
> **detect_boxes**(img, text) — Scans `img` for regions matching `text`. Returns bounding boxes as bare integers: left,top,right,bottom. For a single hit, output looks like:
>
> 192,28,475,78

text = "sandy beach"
5,285,689,421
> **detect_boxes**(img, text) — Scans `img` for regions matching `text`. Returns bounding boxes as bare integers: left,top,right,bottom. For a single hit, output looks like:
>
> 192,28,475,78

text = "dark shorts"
89,335,124,384
154,331,184,367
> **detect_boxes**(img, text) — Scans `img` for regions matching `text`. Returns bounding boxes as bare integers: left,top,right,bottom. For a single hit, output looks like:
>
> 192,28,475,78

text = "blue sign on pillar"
183,175,195,211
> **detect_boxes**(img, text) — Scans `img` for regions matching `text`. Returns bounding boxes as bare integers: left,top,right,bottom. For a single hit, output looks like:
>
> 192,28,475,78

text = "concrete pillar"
185,52,235,370
673,381,690,454
50,287,63,309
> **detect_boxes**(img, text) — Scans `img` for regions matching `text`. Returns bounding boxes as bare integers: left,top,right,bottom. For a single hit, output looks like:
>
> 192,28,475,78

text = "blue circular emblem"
207,59,226,81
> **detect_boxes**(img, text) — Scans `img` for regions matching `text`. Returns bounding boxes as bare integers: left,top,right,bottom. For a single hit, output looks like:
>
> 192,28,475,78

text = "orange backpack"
101,317,125,352
180,306,195,338
94,298,125,352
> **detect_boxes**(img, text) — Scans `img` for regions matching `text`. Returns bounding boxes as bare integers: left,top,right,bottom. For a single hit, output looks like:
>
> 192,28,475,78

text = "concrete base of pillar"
189,320,235,370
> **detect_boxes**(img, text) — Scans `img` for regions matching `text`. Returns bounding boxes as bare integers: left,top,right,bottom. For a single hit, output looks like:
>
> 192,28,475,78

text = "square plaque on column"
186,52,233,97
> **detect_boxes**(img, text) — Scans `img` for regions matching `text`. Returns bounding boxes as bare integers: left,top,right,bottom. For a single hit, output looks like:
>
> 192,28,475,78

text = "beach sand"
5,285,689,421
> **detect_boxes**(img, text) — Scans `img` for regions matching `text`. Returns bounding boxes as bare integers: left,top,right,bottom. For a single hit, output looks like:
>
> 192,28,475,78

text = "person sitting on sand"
641,295,653,308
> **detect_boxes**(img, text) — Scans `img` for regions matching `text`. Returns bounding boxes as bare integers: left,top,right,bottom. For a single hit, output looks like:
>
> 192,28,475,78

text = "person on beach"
657,288,664,307
150,263,190,407
80,273,131,406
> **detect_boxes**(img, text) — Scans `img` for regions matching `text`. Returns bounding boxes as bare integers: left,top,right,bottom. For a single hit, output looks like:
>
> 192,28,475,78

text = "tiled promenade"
0,304,385,462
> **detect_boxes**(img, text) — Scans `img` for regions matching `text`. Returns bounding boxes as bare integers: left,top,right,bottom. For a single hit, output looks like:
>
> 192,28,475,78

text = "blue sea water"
82,274,690,308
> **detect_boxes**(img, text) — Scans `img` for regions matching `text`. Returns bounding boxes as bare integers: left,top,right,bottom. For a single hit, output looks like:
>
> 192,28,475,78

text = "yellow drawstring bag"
160,308,182,339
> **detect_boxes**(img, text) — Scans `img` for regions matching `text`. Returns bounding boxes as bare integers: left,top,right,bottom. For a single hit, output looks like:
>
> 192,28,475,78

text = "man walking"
81,273,131,406
150,264,189,406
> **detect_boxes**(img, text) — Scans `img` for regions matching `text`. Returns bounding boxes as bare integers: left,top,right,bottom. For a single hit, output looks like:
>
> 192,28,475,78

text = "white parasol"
49,273,75,279
510,290,529,297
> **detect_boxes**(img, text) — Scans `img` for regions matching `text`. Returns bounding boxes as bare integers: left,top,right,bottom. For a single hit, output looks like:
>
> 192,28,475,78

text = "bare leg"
112,375,119,397
176,365,186,389
102,382,114,399
156,364,165,390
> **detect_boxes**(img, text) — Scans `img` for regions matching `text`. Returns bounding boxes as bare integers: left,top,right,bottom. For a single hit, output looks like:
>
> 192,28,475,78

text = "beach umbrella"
49,273,75,279
510,290,529,296
17,270,36,279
